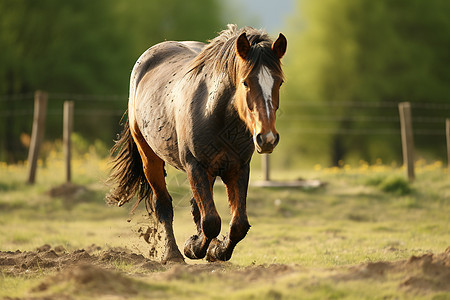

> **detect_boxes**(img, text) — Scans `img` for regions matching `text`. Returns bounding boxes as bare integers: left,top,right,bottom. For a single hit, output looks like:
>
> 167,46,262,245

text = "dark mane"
188,24,283,84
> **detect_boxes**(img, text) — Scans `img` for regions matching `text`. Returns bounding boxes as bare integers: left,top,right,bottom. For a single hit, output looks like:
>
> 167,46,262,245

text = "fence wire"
1,93,449,137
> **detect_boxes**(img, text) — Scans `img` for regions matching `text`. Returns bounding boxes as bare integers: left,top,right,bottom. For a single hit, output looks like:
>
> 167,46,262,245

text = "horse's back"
129,40,204,170
179,41,205,54
130,41,204,95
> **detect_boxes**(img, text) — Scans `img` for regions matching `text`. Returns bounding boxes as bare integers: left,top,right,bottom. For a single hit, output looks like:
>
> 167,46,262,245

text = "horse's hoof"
205,240,219,262
183,235,207,259
162,249,185,264
206,238,234,262
183,235,198,259
162,256,185,264
206,238,226,262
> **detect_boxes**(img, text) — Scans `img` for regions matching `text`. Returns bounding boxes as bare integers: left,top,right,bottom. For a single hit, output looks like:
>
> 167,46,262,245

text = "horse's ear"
236,32,251,60
272,33,287,59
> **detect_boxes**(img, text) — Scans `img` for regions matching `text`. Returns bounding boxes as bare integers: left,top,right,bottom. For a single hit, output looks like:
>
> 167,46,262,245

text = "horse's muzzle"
254,132,280,154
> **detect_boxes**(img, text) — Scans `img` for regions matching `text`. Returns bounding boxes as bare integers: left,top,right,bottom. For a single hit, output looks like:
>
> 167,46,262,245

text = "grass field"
0,153,449,299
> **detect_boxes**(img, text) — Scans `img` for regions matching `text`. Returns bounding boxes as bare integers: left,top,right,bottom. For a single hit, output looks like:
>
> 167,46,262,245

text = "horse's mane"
188,24,283,84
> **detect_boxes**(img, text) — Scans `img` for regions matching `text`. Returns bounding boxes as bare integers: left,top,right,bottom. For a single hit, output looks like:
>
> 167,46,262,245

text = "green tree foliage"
282,0,450,166
0,0,223,162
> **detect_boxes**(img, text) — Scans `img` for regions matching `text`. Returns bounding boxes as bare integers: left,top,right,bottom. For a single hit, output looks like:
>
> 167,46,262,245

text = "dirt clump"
157,262,296,286
339,261,394,280
158,262,227,281
234,263,296,282
0,244,163,276
336,247,450,293
31,263,138,296
400,247,450,292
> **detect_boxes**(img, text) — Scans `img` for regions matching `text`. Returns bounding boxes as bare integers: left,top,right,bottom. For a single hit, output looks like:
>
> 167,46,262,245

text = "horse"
106,24,287,263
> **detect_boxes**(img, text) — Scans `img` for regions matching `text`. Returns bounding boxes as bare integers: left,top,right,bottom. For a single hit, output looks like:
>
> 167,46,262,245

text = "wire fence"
0,93,129,162
0,93,127,102
1,93,449,135
1,92,449,169
276,99,449,137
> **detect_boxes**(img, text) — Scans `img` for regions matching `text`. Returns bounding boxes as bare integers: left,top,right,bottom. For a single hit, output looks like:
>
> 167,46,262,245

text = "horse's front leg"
206,164,251,262
183,162,221,259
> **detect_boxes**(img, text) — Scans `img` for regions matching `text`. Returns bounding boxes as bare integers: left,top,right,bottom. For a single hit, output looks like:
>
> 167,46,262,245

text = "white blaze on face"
257,66,275,119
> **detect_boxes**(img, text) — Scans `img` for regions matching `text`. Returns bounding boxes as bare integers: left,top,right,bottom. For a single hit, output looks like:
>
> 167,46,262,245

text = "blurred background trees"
0,0,223,162
282,0,450,167
1,0,449,168
0,0,222,94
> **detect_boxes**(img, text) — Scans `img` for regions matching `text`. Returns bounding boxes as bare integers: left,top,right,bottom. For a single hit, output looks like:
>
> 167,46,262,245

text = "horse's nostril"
274,133,280,146
256,134,263,147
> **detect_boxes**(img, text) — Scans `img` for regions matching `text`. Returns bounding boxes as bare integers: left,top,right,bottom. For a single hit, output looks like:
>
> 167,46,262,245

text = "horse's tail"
106,115,151,212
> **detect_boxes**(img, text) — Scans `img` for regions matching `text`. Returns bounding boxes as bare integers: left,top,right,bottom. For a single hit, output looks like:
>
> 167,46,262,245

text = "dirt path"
1,245,449,299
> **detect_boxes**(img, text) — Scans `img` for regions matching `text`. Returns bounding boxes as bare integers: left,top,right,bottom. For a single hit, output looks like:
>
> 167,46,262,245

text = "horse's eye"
243,81,249,88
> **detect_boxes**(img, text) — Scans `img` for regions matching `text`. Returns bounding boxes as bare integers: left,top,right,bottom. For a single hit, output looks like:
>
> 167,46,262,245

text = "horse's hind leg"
130,126,184,263
206,164,251,262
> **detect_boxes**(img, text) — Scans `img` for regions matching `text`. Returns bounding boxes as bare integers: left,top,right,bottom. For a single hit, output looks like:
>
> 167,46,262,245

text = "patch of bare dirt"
154,262,296,282
232,263,296,282
400,249,450,292
4,263,144,300
336,246,450,293
0,244,163,276
31,263,138,296
2,245,449,299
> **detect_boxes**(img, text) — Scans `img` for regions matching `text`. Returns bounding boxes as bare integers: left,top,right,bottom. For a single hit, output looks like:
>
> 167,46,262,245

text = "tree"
0,0,223,162
282,0,450,166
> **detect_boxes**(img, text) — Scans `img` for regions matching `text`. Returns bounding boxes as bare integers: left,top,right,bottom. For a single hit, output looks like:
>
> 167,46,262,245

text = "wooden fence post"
398,102,415,181
63,101,74,183
262,154,270,181
27,91,48,184
446,119,450,173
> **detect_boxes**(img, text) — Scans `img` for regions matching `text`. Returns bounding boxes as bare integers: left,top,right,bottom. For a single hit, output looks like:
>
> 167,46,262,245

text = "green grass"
0,154,449,299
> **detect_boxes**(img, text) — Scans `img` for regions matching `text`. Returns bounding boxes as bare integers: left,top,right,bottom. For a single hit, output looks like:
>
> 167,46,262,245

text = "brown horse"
107,24,286,263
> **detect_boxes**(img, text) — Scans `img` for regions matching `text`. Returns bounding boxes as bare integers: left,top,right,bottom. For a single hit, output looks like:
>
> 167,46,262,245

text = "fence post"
398,102,415,181
27,91,48,184
262,154,270,181
63,101,74,183
446,119,450,174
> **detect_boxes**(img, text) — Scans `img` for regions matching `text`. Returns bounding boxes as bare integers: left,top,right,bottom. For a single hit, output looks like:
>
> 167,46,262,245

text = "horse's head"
234,32,287,154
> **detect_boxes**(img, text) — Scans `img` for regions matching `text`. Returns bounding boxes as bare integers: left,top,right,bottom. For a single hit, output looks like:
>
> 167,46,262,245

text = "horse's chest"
194,119,254,176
